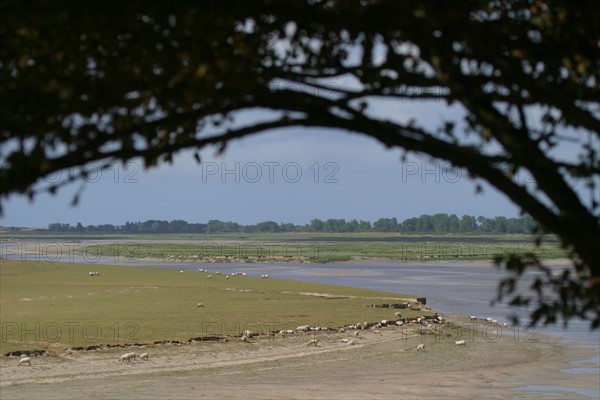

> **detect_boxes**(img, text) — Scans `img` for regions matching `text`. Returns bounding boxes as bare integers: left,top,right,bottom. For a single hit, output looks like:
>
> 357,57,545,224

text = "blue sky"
1,124,522,228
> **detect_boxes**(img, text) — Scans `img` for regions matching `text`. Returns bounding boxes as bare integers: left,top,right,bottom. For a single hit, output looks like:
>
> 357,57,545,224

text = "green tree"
1,1,598,327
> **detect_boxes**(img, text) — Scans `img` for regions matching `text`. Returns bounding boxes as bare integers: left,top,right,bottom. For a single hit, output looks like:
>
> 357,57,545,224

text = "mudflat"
1,315,597,399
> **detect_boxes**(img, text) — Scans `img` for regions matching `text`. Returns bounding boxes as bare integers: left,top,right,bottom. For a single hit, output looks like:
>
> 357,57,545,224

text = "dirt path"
1,316,597,399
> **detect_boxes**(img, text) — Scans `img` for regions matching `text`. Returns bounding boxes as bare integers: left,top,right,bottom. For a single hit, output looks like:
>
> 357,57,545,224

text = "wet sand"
1,315,597,399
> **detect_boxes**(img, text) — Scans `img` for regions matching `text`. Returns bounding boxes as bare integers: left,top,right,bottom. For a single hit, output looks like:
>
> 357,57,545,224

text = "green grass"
0,260,426,353
85,239,566,263
2,232,566,262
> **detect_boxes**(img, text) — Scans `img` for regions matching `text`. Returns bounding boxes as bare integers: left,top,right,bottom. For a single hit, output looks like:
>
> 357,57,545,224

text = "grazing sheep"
261,274,269,278
139,352,149,361
307,339,319,347
207,275,212,279
241,272,247,276
353,331,360,337
455,340,466,346
491,319,498,324
243,330,253,338
416,343,425,351
197,303,205,308
381,320,388,326
18,356,31,366
89,271,99,276
347,340,355,345
394,312,402,317
469,316,477,321
395,321,403,326
503,322,508,327
372,329,382,336
118,352,136,363
226,276,230,279
339,328,346,333
241,335,248,342
179,270,184,273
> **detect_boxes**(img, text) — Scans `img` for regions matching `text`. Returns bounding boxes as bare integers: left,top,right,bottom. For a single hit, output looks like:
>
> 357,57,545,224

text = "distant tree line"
47,214,537,234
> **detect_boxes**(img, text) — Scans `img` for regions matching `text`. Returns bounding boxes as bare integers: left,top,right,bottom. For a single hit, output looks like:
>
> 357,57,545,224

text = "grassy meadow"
0,260,427,353
82,236,566,263
1,231,567,263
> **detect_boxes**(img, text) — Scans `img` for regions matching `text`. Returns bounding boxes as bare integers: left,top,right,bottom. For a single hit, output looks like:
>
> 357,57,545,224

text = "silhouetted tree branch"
1,0,598,327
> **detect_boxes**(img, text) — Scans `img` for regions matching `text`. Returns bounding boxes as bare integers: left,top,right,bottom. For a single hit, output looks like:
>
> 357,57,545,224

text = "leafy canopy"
1,0,598,327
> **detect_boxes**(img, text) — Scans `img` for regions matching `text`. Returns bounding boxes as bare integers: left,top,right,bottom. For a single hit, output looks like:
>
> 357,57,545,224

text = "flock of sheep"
36,268,502,368
470,315,510,327
15,313,494,367
118,352,149,363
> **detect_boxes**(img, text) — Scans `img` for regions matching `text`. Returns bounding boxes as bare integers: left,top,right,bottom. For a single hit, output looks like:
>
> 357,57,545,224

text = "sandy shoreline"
1,315,597,399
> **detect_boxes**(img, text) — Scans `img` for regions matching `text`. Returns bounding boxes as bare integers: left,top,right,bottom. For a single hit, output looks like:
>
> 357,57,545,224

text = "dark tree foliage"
1,1,598,327
44,214,536,234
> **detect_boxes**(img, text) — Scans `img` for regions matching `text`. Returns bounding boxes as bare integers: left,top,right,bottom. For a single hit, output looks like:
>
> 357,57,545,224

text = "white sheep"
353,331,360,337
243,330,253,338
416,343,425,351
207,275,212,279
394,312,402,317
347,339,355,345
381,320,388,326
226,276,230,279
372,329,382,335
118,352,136,362
241,335,248,342
261,274,269,278
469,316,477,321
455,340,466,346
18,356,31,366
307,338,319,347
179,270,184,273
197,303,205,308
139,352,149,361
395,321,404,326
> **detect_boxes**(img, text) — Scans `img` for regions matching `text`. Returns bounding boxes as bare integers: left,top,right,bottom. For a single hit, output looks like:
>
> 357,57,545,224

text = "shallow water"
3,248,599,398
